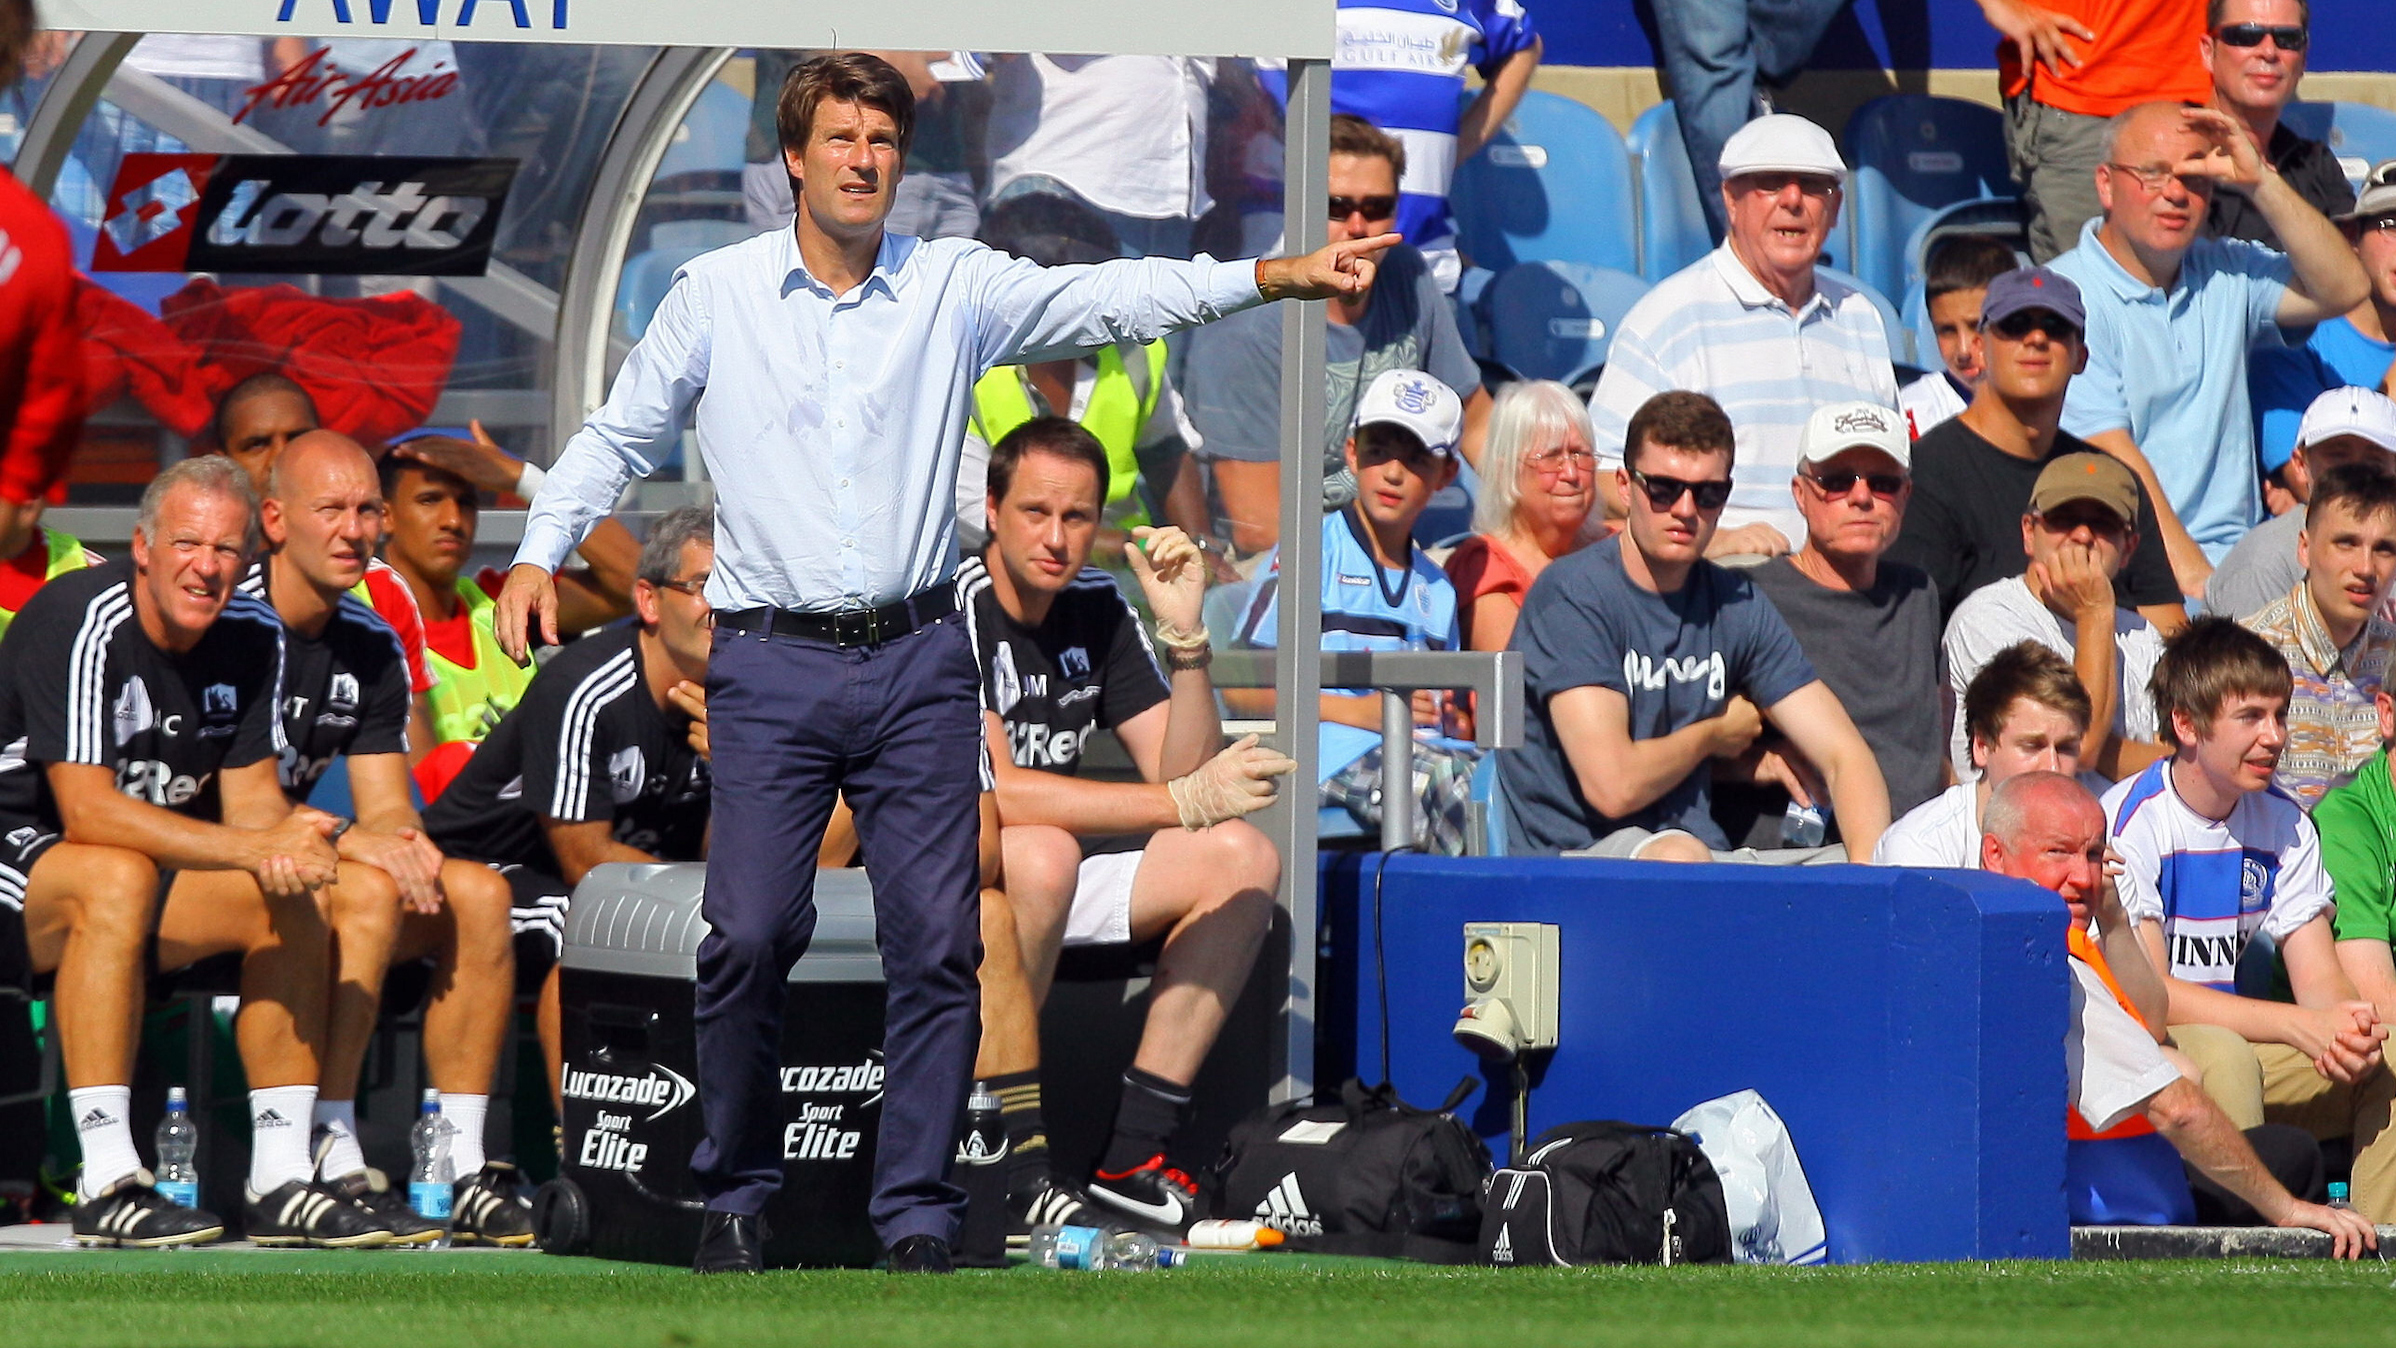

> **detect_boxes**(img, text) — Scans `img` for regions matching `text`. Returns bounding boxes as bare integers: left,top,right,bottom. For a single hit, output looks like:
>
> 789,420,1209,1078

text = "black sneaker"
325,1168,446,1246
72,1170,224,1248
1006,1172,1108,1242
451,1163,535,1247
243,1178,394,1248
1086,1155,1200,1233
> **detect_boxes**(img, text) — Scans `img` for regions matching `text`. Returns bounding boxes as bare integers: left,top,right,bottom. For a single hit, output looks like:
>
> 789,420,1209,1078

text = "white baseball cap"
1352,368,1463,457
1718,114,1847,180
2298,385,2396,454
1797,401,1910,470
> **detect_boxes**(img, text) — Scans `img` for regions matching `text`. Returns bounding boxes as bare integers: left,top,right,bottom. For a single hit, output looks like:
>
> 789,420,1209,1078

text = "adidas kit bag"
1478,1121,1734,1266
1207,1078,1491,1263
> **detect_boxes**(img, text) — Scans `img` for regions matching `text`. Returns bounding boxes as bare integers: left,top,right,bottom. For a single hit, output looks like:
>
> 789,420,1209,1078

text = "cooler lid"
562,863,884,984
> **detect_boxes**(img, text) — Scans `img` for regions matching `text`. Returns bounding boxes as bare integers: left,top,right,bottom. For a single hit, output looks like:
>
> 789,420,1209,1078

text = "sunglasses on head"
1989,310,2082,342
1328,195,1399,222
2214,21,2306,48
1627,468,1733,512
1803,468,1906,499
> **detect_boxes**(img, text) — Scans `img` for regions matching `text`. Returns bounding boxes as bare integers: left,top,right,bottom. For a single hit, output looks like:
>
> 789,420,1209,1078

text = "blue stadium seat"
1895,199,2029,376
2279,100,2396,194
1627,101,1713,282
1842,95,2013,311
1450,90,1637,276
655,77,754,181
615,220,752,339
1482,261,1650,386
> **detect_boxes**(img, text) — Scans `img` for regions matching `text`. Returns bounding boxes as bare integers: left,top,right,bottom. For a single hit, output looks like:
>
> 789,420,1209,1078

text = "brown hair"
777,52,916,160
987,416,1112,506
2150,615,2292,751
1964,642,2092,766
1622,391,1735,472
2307,460,2396,532
0,0,34,89
1924,234,2018,304
1329,114,1407,181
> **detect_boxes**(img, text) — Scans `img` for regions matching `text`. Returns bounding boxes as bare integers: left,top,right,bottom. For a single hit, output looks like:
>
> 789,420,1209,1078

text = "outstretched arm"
1763,681,1890,859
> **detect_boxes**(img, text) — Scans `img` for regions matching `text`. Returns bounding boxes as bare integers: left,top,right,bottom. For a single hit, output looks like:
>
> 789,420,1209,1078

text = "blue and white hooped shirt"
2102,759,2334,993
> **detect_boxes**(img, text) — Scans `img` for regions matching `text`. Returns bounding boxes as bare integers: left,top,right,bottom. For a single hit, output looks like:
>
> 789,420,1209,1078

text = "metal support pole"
1380,689,1413,853
1269,56,1331,1105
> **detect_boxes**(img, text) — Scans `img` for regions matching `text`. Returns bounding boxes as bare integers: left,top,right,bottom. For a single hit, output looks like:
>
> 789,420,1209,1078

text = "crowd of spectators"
11,0,2396,1255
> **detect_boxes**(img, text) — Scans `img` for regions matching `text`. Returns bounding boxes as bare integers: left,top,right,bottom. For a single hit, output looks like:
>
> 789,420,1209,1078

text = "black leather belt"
717,586,956,649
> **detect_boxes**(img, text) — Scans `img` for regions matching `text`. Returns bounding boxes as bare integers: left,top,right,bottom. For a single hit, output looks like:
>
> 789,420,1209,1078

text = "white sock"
69,1085,141,1199
440,1094,489,1175
313,1098,367,1180
248,1085,318,1194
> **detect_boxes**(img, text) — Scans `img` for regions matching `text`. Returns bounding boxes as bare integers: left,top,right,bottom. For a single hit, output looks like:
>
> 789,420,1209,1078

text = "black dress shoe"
694,1210,767,1273
885,1233,954,1274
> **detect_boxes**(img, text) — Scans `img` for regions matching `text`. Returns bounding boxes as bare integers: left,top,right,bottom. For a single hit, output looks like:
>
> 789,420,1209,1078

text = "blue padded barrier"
1451,91,1638,277
1318,853,2071,1262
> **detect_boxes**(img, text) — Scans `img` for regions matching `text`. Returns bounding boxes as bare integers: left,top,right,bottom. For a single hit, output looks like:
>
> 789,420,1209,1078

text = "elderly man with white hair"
1589,113,1899,559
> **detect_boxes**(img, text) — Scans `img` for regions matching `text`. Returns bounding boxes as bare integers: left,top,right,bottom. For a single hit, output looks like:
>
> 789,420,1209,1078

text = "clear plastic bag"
1670,1089,1827,1265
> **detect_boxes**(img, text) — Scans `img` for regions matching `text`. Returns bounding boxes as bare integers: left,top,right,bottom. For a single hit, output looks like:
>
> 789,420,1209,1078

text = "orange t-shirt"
1998,0,2209,119
2064,925,2164,1140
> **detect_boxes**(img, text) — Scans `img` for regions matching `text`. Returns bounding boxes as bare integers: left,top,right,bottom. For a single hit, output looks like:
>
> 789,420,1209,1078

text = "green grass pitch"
3,1251,2396,1347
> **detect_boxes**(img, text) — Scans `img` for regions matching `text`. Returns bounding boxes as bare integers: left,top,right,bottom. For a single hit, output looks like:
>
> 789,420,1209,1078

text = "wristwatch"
327,817,354,845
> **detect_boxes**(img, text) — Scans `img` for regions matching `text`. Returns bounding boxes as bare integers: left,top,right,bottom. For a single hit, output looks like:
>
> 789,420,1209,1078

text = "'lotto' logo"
93,153,516,277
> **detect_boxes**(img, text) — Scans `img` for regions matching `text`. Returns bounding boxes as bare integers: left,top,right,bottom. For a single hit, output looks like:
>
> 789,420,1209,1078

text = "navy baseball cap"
1979,266,2085,333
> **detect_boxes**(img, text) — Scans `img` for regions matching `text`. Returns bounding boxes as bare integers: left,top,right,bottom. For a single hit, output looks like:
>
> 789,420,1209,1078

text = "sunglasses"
2214,22,2307,49
1627,468,1733,512
1803,469,1906,499
1328,195,1398,222
1989,310,2083,342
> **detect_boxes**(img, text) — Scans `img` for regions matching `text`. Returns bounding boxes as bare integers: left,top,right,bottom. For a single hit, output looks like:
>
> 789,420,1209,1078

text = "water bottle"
2330,1181,2354,1211
958,1086,1006,1165
154,1086,199,1209
1780,800,1828,848
1026,1223,1104,1270
1096,1230,1192,1270
1185,1219,1285,1250
409,1090,455,1221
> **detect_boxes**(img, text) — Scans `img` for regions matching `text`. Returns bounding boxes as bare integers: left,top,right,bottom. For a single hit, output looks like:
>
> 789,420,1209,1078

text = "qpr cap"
1797,401,1910,471
2028,452,2141,528
1717,114,1846,180
1978,266,2085,333
1352,369,1464,458
2336,160,2396,223
2297,385,2396,454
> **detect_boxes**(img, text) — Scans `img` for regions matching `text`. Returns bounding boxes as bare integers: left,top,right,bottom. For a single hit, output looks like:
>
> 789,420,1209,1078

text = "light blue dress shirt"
2049,217,2292,562
516,228,1265,612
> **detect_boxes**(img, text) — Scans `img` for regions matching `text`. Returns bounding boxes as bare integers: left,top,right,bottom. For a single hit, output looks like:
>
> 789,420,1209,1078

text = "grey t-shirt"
2201,506,2304,619
1181,242,1479,466
1747,556,1945,818
1501,536,1819,855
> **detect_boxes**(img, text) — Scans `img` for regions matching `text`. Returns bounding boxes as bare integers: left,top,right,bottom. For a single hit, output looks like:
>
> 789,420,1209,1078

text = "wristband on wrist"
1164,644,1213,673
515,460,547,496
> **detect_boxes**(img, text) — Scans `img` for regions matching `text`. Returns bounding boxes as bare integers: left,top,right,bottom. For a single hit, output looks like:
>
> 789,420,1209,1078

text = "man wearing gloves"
960,416,1288,1234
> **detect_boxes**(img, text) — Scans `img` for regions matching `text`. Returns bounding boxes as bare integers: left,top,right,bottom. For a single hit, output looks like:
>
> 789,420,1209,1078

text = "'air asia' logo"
234,45,460,128
93,153,517,277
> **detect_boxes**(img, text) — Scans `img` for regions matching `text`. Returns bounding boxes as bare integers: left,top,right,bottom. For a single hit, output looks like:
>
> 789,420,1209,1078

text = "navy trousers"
688,614,984,1243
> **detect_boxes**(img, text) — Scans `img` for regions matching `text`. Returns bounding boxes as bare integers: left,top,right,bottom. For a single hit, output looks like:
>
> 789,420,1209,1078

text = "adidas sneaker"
1086,1155,1199,1233
71,1170,224,1248
324,1167,446,1246
243,1178,394,1248
450,1163,536,1247
1007,1172,1109,1241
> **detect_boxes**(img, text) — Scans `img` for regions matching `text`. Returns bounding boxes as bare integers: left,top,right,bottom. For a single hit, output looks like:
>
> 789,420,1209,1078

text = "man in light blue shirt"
496,52,1391,1276
2050,101,2366,598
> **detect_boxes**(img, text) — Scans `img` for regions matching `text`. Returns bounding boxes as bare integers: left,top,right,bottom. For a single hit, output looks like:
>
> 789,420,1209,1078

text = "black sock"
988,1070,1050,1198
1098,1068,1193,1176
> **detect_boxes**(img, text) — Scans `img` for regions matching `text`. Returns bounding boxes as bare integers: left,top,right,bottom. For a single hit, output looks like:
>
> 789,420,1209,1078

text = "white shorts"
1064,850,1145,948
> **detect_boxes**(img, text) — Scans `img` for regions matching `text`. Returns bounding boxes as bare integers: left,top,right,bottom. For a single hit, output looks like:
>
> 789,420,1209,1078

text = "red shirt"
357,559,437,695
0,169,83,506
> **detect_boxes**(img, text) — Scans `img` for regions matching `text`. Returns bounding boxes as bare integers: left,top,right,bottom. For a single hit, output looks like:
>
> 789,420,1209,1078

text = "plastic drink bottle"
1185,1219,1286,1250
1096,1230,1191,1269
409,1089,455,1220
1027,1223,1105,1269
2330,1181,2354,1210
154,1086,200,1209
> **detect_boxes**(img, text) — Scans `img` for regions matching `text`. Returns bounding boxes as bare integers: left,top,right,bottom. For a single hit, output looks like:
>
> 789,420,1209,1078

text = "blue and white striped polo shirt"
1588,246,1898,550
2102,758,2333,994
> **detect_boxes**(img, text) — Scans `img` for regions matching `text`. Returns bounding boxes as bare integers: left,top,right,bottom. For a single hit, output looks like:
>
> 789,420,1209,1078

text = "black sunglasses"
1627,468,1733,512
1804,469,1906,499
1328,194,1398,222
1989,310,2082,342
2214,22,2307,49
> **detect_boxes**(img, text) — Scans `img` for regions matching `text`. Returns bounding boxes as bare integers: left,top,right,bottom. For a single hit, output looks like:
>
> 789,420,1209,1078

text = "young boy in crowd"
2104,617,2396,1220
1873,640,2090,867
1233,369,1477,851
1899,235,2019,440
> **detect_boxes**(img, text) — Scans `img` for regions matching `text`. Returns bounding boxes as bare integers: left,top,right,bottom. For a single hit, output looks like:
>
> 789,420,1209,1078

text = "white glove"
1167,735,1298,829
1128,525,1207,645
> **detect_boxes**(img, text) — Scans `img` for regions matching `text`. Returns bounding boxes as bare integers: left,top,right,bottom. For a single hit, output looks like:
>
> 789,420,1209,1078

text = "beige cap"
2028,452,2139,527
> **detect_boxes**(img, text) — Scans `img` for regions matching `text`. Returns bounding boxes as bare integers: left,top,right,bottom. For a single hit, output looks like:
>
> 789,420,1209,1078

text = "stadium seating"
1897,198,2030,377
1627,101,1715,282
2279,99,2396,193
1481,260,1650,387
1450,90,1638,277
1842,95,2014,312
615,218,752,339
654,76,753,183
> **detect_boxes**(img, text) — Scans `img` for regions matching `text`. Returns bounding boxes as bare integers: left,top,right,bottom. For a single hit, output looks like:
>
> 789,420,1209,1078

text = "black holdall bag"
1478,1121,1734,1266
1206,1077,1492,1263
